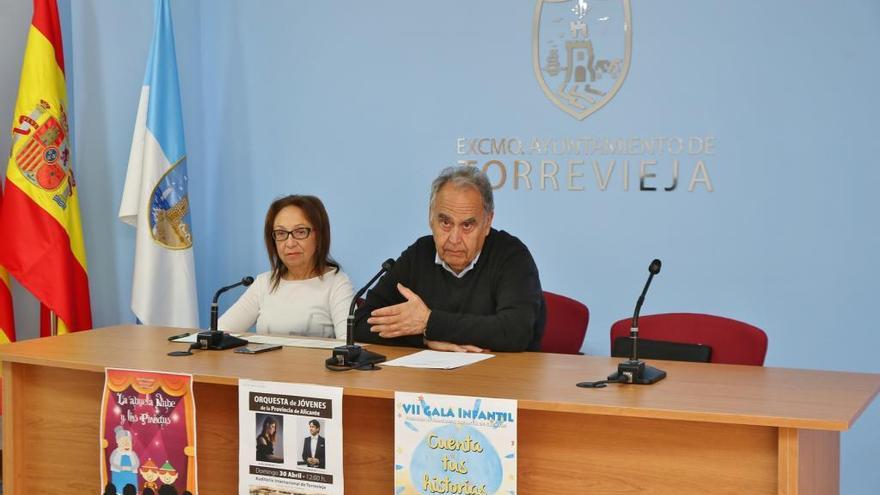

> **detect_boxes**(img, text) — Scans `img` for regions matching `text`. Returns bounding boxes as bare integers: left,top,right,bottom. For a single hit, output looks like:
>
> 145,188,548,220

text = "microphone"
346,259,394,346
327,258,395,369
210,276,255,332
630,259,661,354
196,275,254,351
607,259,667,384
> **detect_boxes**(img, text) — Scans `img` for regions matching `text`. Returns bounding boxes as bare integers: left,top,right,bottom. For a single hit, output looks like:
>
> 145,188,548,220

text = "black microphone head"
649,259,662,275
242,276,255,286
381,258,396,271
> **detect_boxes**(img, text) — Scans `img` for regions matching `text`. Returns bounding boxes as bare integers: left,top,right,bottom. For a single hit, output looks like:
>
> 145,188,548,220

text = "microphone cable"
575,376,630,388
324,361,381,372
168,342,201,357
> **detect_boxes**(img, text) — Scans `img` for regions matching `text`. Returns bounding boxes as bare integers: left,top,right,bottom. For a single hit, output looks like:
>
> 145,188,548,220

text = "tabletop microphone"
607,259,667,384
633,259,661,331
327,258,395,369
197,275,254,350
210,276,255,332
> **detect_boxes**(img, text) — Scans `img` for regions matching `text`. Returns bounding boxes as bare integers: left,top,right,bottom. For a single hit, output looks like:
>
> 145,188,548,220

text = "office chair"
610,312,768,365
540,291,589,354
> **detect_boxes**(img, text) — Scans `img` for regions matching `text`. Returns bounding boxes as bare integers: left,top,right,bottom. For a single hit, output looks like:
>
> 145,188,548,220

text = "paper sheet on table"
245,334,342,349
382,350,495,369
170,332,342,349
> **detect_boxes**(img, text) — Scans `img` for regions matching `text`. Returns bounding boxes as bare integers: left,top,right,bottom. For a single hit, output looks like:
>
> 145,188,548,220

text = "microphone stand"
607,259,667,384
326,259,395,369
195,276,254,350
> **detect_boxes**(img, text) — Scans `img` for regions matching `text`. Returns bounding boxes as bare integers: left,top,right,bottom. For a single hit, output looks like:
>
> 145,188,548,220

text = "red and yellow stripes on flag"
0,0,91,335
0,267,13,344
0,181,14,344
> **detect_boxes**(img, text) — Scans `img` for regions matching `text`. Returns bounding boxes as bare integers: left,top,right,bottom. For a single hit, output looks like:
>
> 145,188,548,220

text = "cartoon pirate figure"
158,460,179,487
139,458,160,493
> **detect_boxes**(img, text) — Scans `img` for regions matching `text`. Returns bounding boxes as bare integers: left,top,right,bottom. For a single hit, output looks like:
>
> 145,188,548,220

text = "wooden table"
2,325,878,494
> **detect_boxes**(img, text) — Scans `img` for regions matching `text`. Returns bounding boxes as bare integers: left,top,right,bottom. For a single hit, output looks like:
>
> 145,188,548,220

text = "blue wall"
1,1,878,492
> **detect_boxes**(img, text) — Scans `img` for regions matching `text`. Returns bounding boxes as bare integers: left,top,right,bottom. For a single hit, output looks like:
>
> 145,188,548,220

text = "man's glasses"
272,227,312,241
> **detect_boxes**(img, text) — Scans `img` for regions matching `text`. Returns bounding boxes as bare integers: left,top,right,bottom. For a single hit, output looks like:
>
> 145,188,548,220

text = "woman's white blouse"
218,269,354,339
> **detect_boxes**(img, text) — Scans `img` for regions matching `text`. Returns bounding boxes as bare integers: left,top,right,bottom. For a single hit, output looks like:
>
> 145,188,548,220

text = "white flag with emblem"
119,0,199,328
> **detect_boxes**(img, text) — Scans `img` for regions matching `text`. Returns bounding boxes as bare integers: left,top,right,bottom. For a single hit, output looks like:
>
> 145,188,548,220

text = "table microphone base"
196,331,248,350
326,344,386,369
608,359,667,384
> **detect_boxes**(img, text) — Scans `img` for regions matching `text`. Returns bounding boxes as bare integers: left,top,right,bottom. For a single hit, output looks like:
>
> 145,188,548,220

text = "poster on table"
239,379,344,495
100,368,197,495
395,392,517,495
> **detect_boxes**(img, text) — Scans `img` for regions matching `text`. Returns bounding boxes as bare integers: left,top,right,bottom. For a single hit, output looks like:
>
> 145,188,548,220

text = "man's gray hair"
429,166,494,215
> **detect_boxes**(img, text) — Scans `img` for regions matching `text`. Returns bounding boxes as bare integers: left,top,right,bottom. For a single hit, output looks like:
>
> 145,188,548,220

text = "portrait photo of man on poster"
300,419,325,469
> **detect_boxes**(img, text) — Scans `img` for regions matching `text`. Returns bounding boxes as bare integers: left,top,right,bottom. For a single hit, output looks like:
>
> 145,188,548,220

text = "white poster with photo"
238,380,343,495
395,392,517,495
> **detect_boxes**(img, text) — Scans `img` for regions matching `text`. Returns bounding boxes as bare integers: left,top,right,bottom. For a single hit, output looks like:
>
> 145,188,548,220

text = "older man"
353,166,545,352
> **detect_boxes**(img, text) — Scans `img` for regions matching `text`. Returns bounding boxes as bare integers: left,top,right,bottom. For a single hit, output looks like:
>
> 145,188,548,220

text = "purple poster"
100,368,197,495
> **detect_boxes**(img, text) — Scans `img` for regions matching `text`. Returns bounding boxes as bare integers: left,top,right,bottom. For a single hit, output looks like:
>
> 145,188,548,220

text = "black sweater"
353,229,545,352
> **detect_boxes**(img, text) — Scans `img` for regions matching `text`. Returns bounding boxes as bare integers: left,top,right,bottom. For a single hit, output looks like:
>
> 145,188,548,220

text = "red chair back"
540,291,589,354
609,313,768,366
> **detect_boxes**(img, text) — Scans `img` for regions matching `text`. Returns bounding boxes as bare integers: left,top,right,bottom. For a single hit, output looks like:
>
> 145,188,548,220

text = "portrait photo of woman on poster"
256,414,284,463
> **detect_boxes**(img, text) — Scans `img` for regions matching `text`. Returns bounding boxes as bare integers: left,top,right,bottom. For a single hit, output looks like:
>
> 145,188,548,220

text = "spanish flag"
0,270,13,343
0,180,14,344
0,266,13,344
0,0,92,335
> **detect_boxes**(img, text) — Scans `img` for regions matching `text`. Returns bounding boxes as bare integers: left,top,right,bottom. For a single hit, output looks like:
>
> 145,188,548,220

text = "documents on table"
382,350,495,369
170,332,341,349
246,334,341,349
